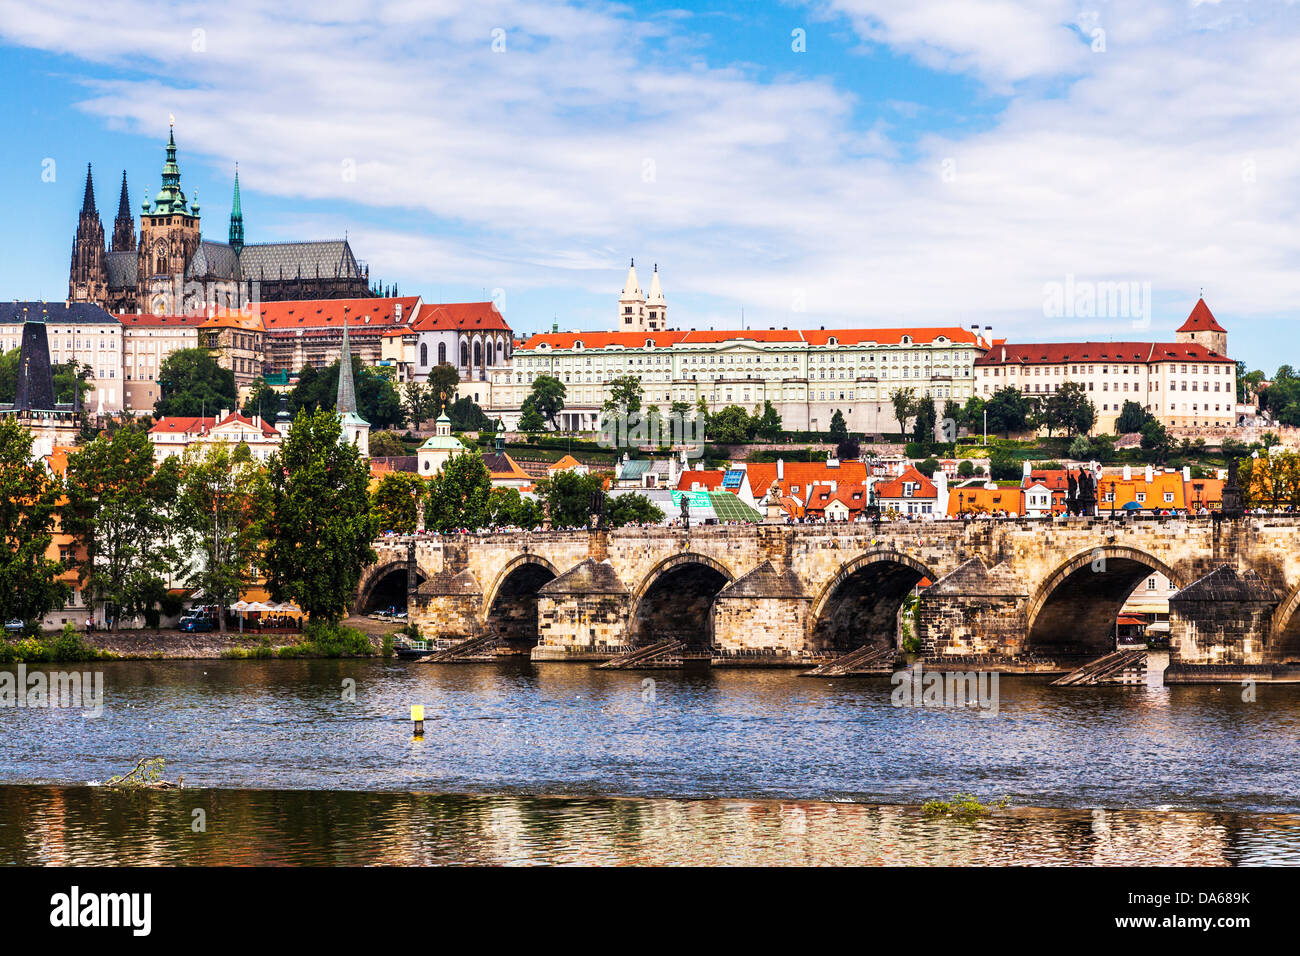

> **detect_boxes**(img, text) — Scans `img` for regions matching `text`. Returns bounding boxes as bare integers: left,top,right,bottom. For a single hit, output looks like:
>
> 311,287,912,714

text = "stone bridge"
359,515,1300,676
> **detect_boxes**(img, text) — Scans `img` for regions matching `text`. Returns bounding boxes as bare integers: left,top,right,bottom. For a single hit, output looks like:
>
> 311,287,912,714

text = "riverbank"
1,783,1296,865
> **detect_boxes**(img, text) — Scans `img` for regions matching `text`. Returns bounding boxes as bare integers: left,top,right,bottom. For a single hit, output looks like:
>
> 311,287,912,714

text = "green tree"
1069,434,1092,460
1115,400,1150,434
290,357,403,428
424,451,493,532
1037,381,1096,438
960,396,987,434
427,363,461,419
155,348,238,418
371,471,426,534
890,388,917,438
711,405,756,443
176,444,269,633
527,374,567,429
607,492,665,527
447,396,494,432
486,487,541,529
755,400,783,441
828,409,849,444
985,386,1033,438
1140,418,1172,463
536,470,606,529
0,419,69,628
63,425,180,630
518,397,546,434
913,396,937,442
603,375,643,416
957,459,975,478
402,381,433,431
916,457,940,478
368,430,407,458
241,379,280,421
263,409,378,623
836,436,861,461
988,451,1020,481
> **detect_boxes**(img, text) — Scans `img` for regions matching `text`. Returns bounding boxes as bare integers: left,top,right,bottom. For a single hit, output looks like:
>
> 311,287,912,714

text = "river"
4,654,1300,864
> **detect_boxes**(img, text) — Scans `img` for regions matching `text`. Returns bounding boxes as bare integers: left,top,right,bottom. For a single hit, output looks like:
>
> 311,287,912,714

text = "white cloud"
2,0,1299,351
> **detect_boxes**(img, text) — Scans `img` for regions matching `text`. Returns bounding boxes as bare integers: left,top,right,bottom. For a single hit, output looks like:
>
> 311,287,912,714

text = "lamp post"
983,408,988,445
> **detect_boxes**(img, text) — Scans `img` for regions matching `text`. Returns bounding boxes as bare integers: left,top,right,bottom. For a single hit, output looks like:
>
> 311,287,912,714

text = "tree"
960,396,987,435
913,396,937,442
371,471,426,535
1116,400,1150,434
1069,435,1092,460
424,451,493,532
368,430,407,458
289,357,403,428
1037,382,1096,438
1140,419,1172,463
985,386,1033,438
957,459,975,478
486,487,541,529
603,375,643,416
916,457,940,478
889,388,917,438
0,419,69,628
176,444,269,633
527,374,567,429
155,349,238,418
607,492,665,527
836,436,861,461
427,363,460,419
402,381,433,431
1240,452,1300,510
447,396,494,433
755,401,783,441
263,409,377,623
63,425,180,629
988,451,1021,481
828,409,849,444
711,405,756,444
241,379,280,422
536,470,605,529
518,397,546,435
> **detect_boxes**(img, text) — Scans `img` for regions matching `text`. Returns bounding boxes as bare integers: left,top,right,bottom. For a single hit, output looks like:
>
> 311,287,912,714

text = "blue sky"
1,0,1297,372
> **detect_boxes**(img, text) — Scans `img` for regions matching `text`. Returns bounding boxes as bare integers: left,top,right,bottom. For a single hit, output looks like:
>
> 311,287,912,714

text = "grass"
921,793,1010,821
0,625,116,663
219,622,376,659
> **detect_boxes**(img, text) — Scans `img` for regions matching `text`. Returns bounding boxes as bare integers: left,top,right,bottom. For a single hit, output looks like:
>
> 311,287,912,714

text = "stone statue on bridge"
590,489,606,531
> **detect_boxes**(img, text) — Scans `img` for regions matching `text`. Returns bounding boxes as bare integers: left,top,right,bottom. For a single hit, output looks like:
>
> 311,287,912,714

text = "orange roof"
745,460,869,499
259,296,419,335
874,465,939,500
483,450,530,482
212,411,280,438
43,446,75,477
1185,477,1224,507
412,302,511,333
149,416,215,436
976,341,1232,365
518,326,983,352
677,469,726,491
805,483,869,516
948,486,1021,515
547,454,583,472
201,309,265,332
1098,471,1186,511
1177,298,1226,334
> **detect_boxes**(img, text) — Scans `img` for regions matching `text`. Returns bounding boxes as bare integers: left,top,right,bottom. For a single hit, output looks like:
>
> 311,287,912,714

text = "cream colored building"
974,300,1236,435
0,302,124,413
118,312,203,411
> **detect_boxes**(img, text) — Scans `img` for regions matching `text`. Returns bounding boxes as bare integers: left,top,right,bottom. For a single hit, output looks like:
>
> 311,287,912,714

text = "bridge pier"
915,559,1032,663
533,559,631,661
409,569,484,644
1165,565,1280,682
711,561,810,666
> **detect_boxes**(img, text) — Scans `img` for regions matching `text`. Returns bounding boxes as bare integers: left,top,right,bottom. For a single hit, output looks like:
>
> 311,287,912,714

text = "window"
438,342,447,364
419,343,428,366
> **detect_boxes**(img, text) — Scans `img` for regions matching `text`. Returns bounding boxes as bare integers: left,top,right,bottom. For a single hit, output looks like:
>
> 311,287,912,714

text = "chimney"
1022,460,1031,478
220,408,229,421
1123,464,1131,481
777,458,784,481
1145,464,1153,483
1183,466,1192,482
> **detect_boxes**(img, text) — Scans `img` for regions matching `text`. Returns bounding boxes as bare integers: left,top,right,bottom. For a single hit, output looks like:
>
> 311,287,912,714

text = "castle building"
69,123,374,316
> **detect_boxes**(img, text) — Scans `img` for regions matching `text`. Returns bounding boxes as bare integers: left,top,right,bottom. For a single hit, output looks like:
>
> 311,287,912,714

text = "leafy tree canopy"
154,349,238,419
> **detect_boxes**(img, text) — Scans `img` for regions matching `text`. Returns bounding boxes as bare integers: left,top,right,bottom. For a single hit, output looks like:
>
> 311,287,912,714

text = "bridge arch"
356,560,425,614
628,552,736,649
1269,583,1300,664
481,554,561,649
807,550,935,654
1026,546,1185,656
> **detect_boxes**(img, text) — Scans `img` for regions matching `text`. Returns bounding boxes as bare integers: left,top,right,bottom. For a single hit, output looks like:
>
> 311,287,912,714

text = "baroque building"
68,123,374,316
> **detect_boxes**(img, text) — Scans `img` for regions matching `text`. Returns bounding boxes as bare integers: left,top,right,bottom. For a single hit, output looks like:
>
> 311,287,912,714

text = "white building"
147,411,283,462
0,302,124,413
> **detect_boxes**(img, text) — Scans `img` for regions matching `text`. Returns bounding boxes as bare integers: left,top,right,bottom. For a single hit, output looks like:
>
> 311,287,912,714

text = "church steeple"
112,170,136,253
69,165,107,304
229,165,244,256
149,120,190,215
80,164,97,215
336,312,358,415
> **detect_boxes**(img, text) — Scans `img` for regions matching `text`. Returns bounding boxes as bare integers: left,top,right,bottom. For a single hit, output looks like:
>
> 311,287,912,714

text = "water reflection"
3,785,1299,866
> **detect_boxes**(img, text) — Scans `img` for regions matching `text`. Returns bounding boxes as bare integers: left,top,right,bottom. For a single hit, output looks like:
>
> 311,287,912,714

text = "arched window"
419,342,428,366
438,342,446,364
461,342,469,366
474,341,482,367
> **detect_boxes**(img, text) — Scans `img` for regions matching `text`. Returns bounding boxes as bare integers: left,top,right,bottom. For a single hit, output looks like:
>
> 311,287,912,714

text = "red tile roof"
115,313,205,328
259,296,420,335
1177,298,1226,334
745,460,869,499
412,302,511,333
874,465,939,500
149,416,214,436
677,469,726,491
518,326,983,351
975,341,1232,365
804,483,870,516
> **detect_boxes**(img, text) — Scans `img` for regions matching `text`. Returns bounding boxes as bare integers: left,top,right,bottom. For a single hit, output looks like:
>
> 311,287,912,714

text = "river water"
4,655,1300,864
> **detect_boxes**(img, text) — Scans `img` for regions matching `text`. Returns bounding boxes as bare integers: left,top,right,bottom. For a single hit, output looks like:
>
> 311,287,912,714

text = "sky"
0,0,1297,372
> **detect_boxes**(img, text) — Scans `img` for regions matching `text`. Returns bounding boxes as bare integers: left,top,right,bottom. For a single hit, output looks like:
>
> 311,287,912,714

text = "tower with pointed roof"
1176,297,1227,356
335,313,370,456
69,165,108,304
137,121,201,313
111,171,136,253
618,258,647,331
229,165,244,257
645,263,668,331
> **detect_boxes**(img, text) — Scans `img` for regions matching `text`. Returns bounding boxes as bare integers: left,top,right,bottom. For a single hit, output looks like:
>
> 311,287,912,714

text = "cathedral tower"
68,164,108,304
618,259,647,331
229,165,244,256
111,170,136,253
137,121,201,313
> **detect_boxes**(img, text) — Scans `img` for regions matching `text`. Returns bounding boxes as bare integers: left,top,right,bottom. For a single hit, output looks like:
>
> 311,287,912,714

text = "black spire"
14,306,57,412
111,170,136,253
81,164,97,214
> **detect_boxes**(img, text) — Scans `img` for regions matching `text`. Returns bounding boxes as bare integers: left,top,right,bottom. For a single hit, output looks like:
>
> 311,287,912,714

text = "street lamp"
983,408,988,445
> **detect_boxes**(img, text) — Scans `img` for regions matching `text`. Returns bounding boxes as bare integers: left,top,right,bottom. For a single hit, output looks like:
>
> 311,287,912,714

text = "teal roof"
420,433,465,451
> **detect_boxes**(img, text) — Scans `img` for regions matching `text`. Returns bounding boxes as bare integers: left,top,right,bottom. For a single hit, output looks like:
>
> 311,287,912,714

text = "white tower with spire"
645,264,668,331
618,259,647,331
335,312,370,457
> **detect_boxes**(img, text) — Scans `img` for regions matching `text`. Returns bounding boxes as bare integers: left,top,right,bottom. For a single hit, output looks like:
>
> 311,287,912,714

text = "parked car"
3,619,23,633
181,617,215,633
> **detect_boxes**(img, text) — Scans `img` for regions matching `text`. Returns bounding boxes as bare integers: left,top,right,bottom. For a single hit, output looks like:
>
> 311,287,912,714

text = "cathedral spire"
81,164,97,214
336,312,358,415
112,171,135,253
151,120,190,215
229,165,244,256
